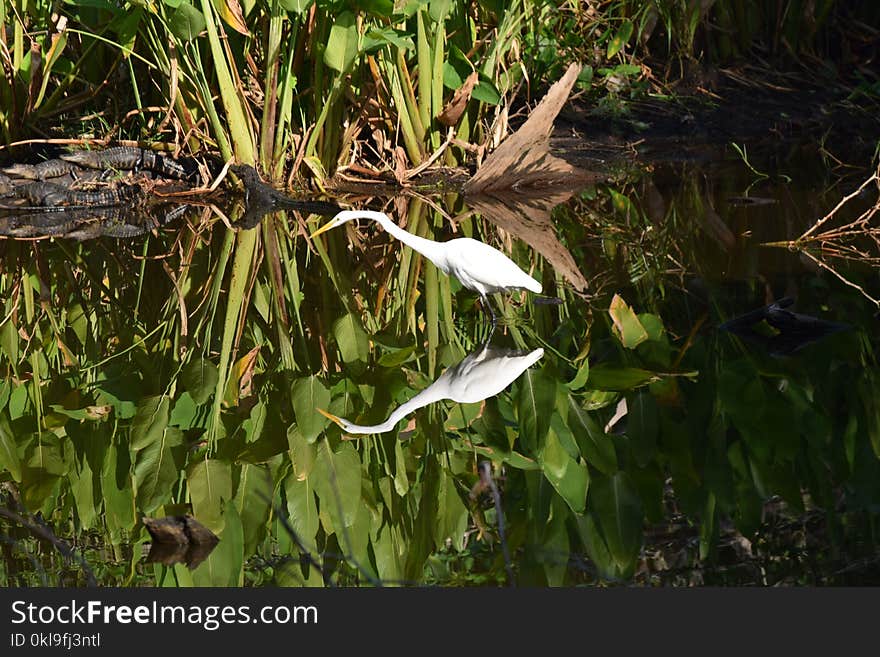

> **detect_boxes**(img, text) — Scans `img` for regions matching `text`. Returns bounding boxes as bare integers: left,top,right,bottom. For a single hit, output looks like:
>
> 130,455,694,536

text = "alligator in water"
59,146,196,181
0,205,166,240
2,158,83,180
0,148,340,240
2,180,143,208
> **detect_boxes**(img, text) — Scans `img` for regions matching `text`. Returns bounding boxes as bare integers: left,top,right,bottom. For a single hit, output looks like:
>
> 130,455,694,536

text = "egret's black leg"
480,294,497,328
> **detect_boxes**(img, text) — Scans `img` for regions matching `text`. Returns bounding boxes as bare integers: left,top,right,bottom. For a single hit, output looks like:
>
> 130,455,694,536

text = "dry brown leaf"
437,71,479,127
215,0,250,36
463,63,587,194
466,187,593,293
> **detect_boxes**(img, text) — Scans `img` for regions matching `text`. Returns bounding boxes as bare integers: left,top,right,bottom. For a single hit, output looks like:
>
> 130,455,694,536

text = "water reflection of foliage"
0,182,879,587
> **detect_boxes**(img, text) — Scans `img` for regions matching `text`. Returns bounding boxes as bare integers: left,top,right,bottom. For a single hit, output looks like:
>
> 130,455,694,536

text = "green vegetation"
0,1,878,586
2,1,878,175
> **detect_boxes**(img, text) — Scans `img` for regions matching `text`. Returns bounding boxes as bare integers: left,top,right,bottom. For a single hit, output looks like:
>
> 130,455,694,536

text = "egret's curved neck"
338,384,449,434
366,211,450,273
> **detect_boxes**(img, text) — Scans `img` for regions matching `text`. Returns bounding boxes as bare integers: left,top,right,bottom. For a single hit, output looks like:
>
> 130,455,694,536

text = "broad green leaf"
0,413,22,481
566,395,617,474
436,470,468,551
471,79,501,105
168,2,206,41
133,427,182,513
363,26,414,52
589,471,643,574
188,458,233,534
102,443,135,537
233,463,271,555
609,294,648,348
291,376,331,443
638,313,666,342
284,474,319,549
278,0,312,13
393,438,409,495
311,441,361,530
287,424,316,480
404,457,439,581
428,0,451,21
67,302,87,346
540,430,588,513
181,358,219,405
627,392,658,466
9,384,28,419
69,459,97,530
444,401,483,430
0,315,18,370
130,395,170,451
606,19,633,58
333,312,369,366
169,392,198,430
378,344,417,367
515,366,556,453
543,500,570,585
324,11,358,73
357,0,394,16
110,6,142,55
588,364,658,391
242,400,266,443
574,512,616,580
192,499,243,586
566,359,590,390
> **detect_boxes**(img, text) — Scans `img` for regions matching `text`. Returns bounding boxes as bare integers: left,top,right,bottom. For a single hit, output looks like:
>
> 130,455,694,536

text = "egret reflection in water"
318,343,544,435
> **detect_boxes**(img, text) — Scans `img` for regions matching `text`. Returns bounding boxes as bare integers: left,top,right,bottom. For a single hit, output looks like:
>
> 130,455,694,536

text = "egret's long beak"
316,407,345,428
309,219,339,240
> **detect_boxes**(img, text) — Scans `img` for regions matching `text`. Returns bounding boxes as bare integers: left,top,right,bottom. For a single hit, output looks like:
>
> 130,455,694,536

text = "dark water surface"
1,139,878,586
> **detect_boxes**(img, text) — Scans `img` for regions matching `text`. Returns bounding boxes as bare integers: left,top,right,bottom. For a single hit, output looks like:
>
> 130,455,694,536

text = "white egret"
317,344,544,434
309,210,542,322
